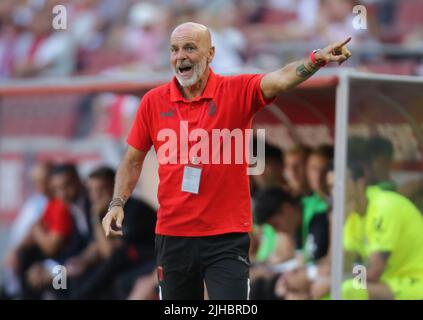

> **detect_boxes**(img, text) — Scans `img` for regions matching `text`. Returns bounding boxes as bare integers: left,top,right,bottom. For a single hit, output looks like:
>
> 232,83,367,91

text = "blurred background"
0,0,423,300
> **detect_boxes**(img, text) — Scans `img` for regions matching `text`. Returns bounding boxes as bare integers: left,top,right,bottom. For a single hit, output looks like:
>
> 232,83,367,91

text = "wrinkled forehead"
171,31,199,46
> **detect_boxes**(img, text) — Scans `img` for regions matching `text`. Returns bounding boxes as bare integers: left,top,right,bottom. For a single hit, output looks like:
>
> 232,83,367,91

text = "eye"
186,47,195,52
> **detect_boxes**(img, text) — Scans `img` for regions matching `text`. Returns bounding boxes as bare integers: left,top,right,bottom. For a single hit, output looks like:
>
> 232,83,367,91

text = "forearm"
279,57,320,91
113,152,144,202
366,252,389,282
261,56,320,99
261,38,352,99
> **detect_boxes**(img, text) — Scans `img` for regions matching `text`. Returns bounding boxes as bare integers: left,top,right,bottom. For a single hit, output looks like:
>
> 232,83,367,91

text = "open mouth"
178,66,193,75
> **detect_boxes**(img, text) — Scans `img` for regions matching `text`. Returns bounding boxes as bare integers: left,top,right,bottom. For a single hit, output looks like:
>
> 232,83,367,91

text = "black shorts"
155,232,251,300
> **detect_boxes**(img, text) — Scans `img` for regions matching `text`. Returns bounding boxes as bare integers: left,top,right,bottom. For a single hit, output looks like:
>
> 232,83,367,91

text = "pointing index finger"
334,36,352,49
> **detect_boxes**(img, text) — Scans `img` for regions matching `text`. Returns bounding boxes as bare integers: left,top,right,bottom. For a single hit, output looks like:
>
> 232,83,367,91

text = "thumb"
330,54,347,63
116,212,124,228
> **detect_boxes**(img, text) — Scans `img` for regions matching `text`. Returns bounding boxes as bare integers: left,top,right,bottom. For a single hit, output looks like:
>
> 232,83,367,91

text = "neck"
180,67,210,100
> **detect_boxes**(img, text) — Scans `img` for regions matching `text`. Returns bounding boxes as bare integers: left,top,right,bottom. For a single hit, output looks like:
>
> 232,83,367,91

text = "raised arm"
102,146,147,237
261,37,352,100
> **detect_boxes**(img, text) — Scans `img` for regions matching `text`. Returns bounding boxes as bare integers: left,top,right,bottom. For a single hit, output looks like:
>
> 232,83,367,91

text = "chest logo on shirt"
160,108,175,117
208,101,217,116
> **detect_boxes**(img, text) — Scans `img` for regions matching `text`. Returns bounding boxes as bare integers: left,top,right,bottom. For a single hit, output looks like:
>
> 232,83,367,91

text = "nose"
175,50,187,62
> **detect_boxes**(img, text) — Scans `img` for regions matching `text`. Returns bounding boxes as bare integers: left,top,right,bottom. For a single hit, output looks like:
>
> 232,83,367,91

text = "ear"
207,46,215,64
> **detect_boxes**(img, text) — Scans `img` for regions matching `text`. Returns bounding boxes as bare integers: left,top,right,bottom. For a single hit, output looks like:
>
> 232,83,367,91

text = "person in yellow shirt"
342,137,423,300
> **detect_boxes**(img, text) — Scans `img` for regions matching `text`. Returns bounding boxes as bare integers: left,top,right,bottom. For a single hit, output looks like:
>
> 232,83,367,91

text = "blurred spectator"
250,188,298,299
119,2,168,70
67,0,108,51
196,0,246,73
301,145,333,261
249,221,297,300
0,0,20,78
2,164,78,299
283,144,311,199
91,93,140,140
12,5,76,77
317,0,372,45
373,0,396,27
247,0,378,50
1,161,52,299
312,137,423,300
253,143,334,300
251,141,286,194
246,0,320,42
7,164,89,299
250,141,294,278
252,184,330,299
367,136,395,190
306,145,333,196
0,0,422,78
6,161,52,250
63,166,156,299
272,145,333,299
48,163,91,243
19,163,92,298
342,136,423,300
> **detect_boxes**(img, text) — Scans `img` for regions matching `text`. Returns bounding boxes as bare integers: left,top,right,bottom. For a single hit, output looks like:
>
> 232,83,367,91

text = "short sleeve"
367,204,400,254
127,93,153,152
245,74,276,115
229,74,276,117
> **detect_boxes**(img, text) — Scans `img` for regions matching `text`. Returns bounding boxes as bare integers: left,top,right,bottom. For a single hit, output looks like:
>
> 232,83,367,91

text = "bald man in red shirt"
102,22,351,300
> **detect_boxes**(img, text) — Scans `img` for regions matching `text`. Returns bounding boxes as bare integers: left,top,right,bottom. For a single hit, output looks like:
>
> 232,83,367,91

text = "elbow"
264,82,288,99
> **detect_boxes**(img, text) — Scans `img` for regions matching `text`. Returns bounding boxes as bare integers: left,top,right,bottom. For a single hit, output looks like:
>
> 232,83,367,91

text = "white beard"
175,57,208,87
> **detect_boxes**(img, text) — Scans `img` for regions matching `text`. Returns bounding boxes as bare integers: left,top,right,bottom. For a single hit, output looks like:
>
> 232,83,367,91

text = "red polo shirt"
127,68,274,236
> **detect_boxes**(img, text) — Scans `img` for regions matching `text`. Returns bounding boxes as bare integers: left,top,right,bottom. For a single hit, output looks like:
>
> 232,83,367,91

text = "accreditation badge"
181,165,202,194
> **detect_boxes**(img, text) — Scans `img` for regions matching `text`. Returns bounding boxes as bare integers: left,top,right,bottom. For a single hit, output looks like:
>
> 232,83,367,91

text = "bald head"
171,22,212,48
170,22,215,88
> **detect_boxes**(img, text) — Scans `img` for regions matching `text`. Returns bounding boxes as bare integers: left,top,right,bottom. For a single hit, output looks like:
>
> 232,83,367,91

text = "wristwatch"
108,197,126,211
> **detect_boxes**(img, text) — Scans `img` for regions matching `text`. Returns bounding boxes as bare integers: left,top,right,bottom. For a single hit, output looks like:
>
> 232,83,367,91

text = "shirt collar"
170,67,218,102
